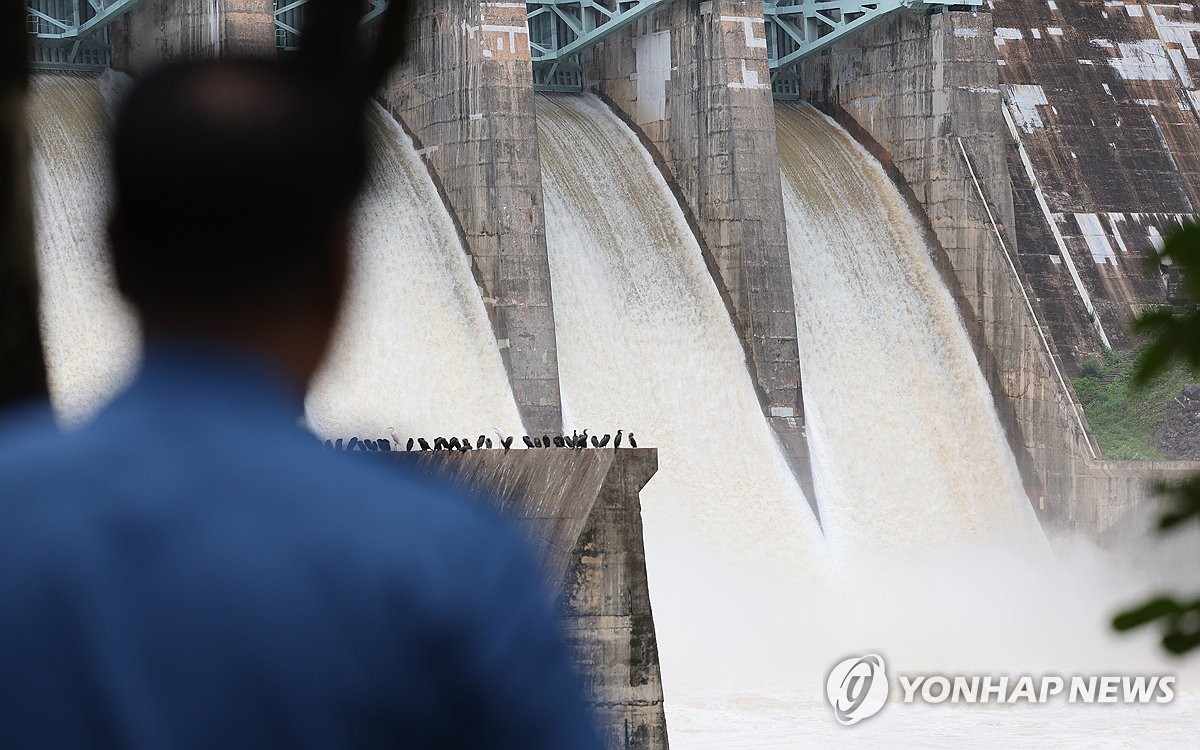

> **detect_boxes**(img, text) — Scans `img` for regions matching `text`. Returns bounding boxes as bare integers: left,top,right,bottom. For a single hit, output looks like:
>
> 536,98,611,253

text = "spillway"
535,93,826,701
305,105,524,440
775,102,1042,557
29,78,520,440
29,74,140,425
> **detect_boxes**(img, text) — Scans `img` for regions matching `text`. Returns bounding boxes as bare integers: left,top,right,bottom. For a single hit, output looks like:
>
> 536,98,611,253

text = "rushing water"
536,93,825,704
28,73,1200,747
29,77,520,439
305,105,524,440
29,73,139,425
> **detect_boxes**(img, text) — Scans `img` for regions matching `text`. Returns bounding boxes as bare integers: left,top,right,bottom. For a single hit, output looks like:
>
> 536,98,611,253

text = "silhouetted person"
0,58,600,750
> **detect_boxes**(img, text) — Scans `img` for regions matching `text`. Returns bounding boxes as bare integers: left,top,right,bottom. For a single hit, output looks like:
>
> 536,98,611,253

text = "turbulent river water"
28,76,1200,747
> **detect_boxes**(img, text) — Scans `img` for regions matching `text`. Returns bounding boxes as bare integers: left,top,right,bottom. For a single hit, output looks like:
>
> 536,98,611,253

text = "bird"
362,439,376,451
448,437,461,450
334,438,343,450
378,439,391,452
477,434,487,449
629,433,637,448
433,437,445,451
485,438,493,449
577,430,588,449
598,433,611,448
406,437,414,452
613,430,623,449
553,436,565,448
591,435,600,448
459,441,471,453
523,435,535,448
347,437,360,451
501,436,514,451
417,438,431,451
542,435,551,449
323,439,333,449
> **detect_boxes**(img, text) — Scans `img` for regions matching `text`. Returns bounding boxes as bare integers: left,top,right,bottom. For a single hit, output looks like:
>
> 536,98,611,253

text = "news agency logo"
826,654,889,725
825,652,1179,727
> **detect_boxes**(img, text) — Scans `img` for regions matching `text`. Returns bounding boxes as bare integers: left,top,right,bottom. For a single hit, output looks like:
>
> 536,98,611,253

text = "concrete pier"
385,1,564,435
389,448,669,750
111,0,275,74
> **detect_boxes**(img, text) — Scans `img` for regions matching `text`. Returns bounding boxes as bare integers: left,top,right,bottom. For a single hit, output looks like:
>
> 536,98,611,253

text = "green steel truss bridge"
27,0,978,95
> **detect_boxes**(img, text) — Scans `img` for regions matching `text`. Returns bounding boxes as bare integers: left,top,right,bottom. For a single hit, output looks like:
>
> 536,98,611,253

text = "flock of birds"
322,429,638,453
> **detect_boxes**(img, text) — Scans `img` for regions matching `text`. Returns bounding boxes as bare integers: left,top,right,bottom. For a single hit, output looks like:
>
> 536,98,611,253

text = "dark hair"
110,57,369,311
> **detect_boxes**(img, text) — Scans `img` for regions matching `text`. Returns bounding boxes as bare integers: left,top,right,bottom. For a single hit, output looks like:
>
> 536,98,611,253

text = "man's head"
109,58,369,386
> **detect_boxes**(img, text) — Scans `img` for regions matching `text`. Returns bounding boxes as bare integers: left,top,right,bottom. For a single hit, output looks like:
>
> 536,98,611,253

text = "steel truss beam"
27,0,149,70
764,0,979,94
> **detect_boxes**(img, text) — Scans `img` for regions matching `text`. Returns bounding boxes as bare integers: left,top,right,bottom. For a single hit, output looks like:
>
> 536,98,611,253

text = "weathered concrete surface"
581,0,814,503
0,13,47,411
387,448,668,749
110,0,275,74
993,0,1200,362
385,2,563,435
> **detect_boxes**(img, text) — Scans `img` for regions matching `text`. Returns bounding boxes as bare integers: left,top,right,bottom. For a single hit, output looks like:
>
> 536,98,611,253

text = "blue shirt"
0,344,602,749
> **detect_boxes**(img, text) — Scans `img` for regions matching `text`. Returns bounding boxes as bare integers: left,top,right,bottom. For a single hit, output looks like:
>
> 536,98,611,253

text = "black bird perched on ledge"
613,430,622,449
628,433,637,448
335,438,343,450
417,438,430,451
542,435,551,449
448,437,460,450
477,434,487,449
323,439,333,449
347,437,360,451
576,430,588,449
590,435,599,448
552,436,565,448
501,436,514,451
598,433,611,448
522,435,534,448
378,439,390,452
406,438,414,452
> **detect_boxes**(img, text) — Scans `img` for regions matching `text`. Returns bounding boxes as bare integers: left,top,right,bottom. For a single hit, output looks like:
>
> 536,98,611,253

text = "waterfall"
29,73,140,426
29,77,521,440
776,102,1043,557
305,105,524,440
535,93,825,698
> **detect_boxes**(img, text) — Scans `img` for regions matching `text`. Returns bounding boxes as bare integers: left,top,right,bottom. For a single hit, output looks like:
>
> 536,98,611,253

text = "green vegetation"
1111,223,1200,655
1071,346,1192,460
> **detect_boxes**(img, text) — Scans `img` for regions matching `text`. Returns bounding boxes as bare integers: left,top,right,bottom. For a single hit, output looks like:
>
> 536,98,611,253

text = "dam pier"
21,0,1200,746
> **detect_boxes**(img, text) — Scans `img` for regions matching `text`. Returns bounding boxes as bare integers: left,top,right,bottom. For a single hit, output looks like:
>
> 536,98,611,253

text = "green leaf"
1112,597,1182,631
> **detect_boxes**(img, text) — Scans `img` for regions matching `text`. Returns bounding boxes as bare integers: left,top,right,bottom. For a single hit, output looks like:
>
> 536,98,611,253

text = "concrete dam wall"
22,0,1200,746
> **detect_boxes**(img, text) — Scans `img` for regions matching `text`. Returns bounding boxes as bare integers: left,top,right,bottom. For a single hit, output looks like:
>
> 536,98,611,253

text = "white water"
305,106,524,440
536,94,826,702
539,95,1199,747
29,74,139,425
777,102,1041,559
29,80,521,439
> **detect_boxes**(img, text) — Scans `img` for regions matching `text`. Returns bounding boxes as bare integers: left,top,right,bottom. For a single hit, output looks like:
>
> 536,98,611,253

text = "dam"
16,0,1200,746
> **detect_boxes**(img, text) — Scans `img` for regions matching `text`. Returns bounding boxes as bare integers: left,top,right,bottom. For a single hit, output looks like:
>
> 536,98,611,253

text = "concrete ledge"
385,448,668,749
